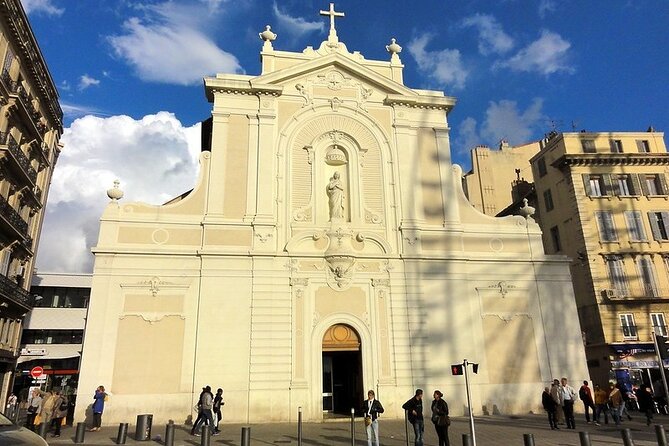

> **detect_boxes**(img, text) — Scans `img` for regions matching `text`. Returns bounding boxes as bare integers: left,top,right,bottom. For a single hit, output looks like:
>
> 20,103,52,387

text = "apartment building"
529,129,669,387
0,0,63,405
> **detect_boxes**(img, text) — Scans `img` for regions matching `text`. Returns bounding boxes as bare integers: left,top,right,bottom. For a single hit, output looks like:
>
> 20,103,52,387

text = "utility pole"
452,359,479,446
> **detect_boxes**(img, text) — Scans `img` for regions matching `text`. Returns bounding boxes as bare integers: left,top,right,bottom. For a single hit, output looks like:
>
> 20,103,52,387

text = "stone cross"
319,3,344,32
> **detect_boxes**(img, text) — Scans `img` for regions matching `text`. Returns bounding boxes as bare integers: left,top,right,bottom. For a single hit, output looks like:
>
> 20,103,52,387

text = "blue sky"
21,0,669,272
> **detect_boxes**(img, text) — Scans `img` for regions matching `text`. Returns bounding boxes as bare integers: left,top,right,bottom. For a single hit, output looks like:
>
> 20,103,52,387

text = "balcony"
653,325,668,337
0,69,17,93
602,287,669,301
0,194,28,237
0,135,37,185
0,273,33,310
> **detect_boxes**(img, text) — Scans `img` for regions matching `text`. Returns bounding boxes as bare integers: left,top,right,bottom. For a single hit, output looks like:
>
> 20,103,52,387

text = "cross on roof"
320,3,344,33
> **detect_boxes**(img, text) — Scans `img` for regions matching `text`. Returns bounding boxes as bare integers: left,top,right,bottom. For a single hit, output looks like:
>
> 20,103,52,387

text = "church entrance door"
322,324,363,416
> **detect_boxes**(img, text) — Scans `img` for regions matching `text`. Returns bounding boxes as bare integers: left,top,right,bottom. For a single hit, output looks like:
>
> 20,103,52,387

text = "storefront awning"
16,345,80,364
610,343,655,354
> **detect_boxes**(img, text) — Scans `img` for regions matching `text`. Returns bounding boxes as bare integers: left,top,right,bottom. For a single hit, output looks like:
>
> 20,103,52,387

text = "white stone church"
76,5,589,424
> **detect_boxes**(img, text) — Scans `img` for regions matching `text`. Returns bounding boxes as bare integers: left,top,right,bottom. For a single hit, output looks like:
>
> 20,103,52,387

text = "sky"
20,0,669,273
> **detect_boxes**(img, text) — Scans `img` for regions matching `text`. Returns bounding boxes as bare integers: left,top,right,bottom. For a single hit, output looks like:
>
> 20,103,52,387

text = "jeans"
193,409,215,434
93,412,102,429
434,423,449,446
595,404,609,424
51,417,64,436
546,408,557,428
563,400,575,429
366,419,379,446
411,419,424,446
583,400,595,422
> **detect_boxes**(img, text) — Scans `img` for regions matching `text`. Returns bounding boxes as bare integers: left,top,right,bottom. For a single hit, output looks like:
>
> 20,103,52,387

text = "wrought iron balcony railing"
1,69,17,93
603,286,669,300
0,273,32,309
6,136,37,184
0,194,28,236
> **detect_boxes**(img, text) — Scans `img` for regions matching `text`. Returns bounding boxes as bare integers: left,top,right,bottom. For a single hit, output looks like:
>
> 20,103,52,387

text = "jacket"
402,397,423,423
594,388,608,405
93,391,107,413
431,398,449,423
609,388,623,407
361,399,384,421
53,395,68,419
550,384,563,406
201,391,214,411
542,391,556,411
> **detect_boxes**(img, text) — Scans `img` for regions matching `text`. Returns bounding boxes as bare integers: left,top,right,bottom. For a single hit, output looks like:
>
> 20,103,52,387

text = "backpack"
579,386,587,401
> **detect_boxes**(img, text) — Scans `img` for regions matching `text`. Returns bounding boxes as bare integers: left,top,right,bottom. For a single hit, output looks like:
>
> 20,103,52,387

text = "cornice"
0,0,62,130
384,94,456,111
553,153,669,168
205,77,283,101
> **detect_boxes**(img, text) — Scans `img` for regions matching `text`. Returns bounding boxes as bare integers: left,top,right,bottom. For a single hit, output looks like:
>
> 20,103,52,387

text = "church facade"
76,12,589,424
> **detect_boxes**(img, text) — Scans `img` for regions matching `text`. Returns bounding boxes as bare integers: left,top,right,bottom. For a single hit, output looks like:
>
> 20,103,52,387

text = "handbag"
27,405,37,414
34,414,42,425
364,416,372,426
437,415,450,427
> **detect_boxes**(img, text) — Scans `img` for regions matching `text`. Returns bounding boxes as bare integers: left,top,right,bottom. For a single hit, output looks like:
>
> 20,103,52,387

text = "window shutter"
625,212,636,240
649,212,662,241
604,212,617,241
630,174,642,195
603,174,614,196
639,174,649,196
635,212,647,240
582,174,591,196
609,139,617,152
659,174,669,195
662,212,669,232
637,140,645,152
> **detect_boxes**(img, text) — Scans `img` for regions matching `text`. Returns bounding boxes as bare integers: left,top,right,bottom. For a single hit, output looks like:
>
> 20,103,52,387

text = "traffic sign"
29,366,43,378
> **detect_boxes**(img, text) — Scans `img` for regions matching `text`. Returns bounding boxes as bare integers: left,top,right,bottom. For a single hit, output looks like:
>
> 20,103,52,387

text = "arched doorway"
322,324,363,416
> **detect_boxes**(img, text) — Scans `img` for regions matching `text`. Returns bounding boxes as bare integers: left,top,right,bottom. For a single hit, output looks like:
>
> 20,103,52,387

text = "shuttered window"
637,256,658,296
625,211,647,241
648,212,669,241
595,211,617,242
610,139,623,153
607,257,628,292
636,140,651,153
620,314,637,339
543,189,554,212
651,313,667,337
581,139,596,153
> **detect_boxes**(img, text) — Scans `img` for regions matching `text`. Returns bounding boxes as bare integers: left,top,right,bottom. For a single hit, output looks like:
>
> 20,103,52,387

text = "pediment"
251,53,417,97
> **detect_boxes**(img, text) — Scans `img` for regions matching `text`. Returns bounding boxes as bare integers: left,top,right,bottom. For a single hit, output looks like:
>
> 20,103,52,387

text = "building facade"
528,130,669,388
462,140,540,216
77,12,588,425
14,273,90,402
0,0,63,406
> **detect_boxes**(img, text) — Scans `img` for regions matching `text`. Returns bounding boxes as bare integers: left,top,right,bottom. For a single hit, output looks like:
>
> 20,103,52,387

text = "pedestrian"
579,380,596,424
5,393,17,420
191,385,217,436
430,390,449,446
213,388,224,434
609,383,624,425
25,389,42,431
619,384,633,421
593,384,609,425
90,385,107,432
560,377,577,429
361,390,384,446
634,385,654,426
50,391,68,437
402,389,424,446
38,390,55,431
542,386,558,429
550,379,564,425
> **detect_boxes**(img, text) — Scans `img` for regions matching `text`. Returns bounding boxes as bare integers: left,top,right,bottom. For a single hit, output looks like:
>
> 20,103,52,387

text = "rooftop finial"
259,25,277,50
320,3,344,43
107,179,124,202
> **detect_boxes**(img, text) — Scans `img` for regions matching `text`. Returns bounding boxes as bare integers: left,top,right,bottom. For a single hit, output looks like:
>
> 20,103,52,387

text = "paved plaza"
43,413,669,446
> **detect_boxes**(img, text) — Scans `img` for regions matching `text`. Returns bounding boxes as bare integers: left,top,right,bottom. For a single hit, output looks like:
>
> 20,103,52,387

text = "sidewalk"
45,413,669,446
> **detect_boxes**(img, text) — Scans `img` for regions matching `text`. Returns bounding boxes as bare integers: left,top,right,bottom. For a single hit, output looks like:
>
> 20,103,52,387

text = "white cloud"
407,34,468,90
21,0,63,16
497,30,574,75
455,98,545,153
36,112,202,273
461,14,514,55
107,4,241,85
538,0,557,18
78,74,100,91
272,2,323,38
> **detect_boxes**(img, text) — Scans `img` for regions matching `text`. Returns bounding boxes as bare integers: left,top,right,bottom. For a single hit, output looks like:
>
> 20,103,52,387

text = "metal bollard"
241,426,251,446
579,431,591,446
38,421,48,438
657,425,668,446
462,433,473,446
404,410,410,446
116,423,128,444
74,422,86,443
350,408,355,446
297,407,303,446
621,428,634,446
200,425,211,446
523,433,535,446
165,420,175,446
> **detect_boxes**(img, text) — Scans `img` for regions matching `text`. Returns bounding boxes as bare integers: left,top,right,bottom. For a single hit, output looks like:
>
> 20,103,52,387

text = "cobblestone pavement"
44,413,669,446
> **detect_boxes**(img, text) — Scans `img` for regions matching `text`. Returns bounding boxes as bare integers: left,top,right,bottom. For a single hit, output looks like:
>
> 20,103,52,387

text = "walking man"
579,380,596,424
402,389,424,446
550,379,564,425
362,390,384,446
561,377,577,429
593,384,609,425
542,386,558,430
191,386,218,436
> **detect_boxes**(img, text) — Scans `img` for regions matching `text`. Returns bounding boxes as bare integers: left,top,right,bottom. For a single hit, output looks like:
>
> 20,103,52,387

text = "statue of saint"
327,172,345,220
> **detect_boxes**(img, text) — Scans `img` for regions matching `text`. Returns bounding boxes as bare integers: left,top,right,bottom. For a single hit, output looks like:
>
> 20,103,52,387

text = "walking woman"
431,390,450,446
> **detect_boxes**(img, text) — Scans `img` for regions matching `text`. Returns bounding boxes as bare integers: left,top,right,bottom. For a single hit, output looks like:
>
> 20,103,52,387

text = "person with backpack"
213,388,224,434
50,391,68,437
579,381,596,424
